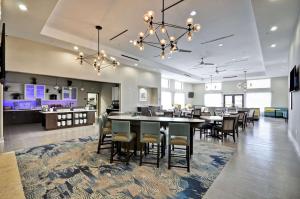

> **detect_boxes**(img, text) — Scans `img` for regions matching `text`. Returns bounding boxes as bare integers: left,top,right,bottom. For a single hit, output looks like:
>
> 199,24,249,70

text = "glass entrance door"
224,94,244,108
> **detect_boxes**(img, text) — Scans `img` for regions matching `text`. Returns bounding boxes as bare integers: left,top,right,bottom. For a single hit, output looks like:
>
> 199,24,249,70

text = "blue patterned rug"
16,136,235,199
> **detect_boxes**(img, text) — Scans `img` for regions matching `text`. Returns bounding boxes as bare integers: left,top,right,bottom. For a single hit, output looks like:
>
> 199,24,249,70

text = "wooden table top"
108,115,205,123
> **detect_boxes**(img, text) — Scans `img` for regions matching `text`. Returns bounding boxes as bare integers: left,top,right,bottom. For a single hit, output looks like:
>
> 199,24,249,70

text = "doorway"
224,94,244,108
87,93,100,117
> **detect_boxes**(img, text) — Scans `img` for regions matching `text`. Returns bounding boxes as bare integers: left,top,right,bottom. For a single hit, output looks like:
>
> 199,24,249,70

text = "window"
161,78,170,88
204,93,222,107
205,82,222,91
161,91,172,109
175,81,183,90
174,92,185,108
246,92,271,112
247,79,271,89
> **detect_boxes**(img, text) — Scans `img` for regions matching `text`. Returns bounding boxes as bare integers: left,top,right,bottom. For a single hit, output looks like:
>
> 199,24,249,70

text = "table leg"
190,127,193,155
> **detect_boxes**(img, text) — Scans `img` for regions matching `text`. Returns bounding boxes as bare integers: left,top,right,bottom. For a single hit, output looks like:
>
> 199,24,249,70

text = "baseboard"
288,129,300,158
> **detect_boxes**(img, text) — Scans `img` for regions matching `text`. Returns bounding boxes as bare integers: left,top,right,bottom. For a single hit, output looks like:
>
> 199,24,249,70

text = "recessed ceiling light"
18,3,28,11
218,44,223,47
129,40,133,43
190,11,197,16
270,26,278,32
73,46,79,51
270,44,277,48
134,63,138,66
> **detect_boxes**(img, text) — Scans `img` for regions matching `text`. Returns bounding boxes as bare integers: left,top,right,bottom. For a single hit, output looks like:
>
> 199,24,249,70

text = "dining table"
108,115,205,155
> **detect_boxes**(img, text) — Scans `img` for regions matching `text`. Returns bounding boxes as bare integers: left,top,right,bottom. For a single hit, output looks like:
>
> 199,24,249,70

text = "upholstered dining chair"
97,115,112,153
247,109,255,126
139,122,165,168
215,116,236,142
238,112,246,131
110,120,137,165
192,109,201,119
168,123,190,172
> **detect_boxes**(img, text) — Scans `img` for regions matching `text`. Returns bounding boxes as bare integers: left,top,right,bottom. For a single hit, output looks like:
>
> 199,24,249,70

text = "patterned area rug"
16,137,235,199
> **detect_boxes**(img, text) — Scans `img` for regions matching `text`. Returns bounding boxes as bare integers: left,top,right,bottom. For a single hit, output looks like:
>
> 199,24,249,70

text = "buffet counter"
40,109,96,130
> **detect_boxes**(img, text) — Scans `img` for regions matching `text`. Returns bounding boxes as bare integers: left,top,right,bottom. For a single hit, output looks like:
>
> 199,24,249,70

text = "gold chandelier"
77,26,120,75
132,0,201,59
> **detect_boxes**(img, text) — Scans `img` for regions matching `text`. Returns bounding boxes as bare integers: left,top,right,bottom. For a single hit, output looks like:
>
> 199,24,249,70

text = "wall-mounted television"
0,23,6,84
290,65,299,92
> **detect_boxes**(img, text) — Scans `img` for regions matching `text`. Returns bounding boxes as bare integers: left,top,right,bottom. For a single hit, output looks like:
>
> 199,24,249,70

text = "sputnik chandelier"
132,0,201,59
77,26,120,75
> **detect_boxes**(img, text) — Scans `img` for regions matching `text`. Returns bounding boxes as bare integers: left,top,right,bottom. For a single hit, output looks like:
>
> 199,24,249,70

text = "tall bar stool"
139,122,165,168
168,123,191,172
97,115,112,153
110,120,137,165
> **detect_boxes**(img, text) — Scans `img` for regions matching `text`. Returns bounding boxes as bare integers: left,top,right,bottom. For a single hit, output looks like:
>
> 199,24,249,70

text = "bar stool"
110,120,137,165
140,122,165,168
168,123,190,172
97,115,112,153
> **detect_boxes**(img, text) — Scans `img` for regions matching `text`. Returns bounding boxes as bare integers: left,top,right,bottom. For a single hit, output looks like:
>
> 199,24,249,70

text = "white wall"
192,77,288,107
161,79,194,107
288,13,300,154
6,36,161,112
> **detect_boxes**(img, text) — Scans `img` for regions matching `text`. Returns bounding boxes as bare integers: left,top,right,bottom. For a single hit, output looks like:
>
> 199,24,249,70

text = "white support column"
0,83,3,143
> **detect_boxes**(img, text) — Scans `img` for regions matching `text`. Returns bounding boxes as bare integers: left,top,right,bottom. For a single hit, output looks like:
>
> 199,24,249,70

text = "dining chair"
139,122,165,168
198,111,213,138
192,109,201,118
110,120,137,164
238,112,246,131
214,116,236,142
247,109,255,126
168,123,190,172
97,114,112,153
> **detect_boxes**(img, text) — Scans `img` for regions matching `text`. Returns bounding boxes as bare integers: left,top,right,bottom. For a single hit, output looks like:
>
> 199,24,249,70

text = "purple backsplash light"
3,99,77,110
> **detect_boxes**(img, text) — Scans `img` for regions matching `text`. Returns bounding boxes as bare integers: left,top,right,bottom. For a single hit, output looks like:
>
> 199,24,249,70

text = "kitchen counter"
41,110,96,130
40,110,96,114
4,110,42,125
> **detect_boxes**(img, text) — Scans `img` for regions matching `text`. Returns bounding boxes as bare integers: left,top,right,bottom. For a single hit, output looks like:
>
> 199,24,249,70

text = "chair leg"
168,145,171,170
97,135,102,154
233,131,236,142
110,141,114,163
139,143,143,166
126,143,130,165
187,145,190,172
157,143,160,168
134,137,137,156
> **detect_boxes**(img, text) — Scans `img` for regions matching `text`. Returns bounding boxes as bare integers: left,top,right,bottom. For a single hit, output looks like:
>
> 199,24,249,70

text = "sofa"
264,107,288,118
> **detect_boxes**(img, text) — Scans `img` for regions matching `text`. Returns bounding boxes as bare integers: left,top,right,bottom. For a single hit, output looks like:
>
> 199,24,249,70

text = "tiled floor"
1,117,299,199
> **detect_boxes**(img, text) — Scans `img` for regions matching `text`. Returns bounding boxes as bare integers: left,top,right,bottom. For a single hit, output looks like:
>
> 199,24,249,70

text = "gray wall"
192,77,288,107
288,12,300,155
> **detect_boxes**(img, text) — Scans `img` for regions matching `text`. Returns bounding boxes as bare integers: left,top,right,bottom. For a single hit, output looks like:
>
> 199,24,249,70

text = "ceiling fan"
191,58,215,69
215,67,226,74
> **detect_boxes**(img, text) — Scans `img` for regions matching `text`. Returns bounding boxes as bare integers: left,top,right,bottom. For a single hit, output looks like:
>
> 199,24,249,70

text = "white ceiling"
1,0,300,83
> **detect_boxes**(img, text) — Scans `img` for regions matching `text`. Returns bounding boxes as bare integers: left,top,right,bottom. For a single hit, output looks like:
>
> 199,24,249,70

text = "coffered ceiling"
1,0,300,83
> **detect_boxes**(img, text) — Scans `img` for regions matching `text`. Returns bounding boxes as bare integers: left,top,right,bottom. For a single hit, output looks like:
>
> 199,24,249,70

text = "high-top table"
108,115,205,155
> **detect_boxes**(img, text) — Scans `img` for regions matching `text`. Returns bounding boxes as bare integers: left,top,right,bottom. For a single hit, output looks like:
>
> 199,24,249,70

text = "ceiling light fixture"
270,43,277,48
237,71,247,92
190,11,197,16
218,43,223,47
132,0,201,59
270,26,278,32
18,3,28,11
73,46,79,51
134,63,138,66
76,26,120,75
